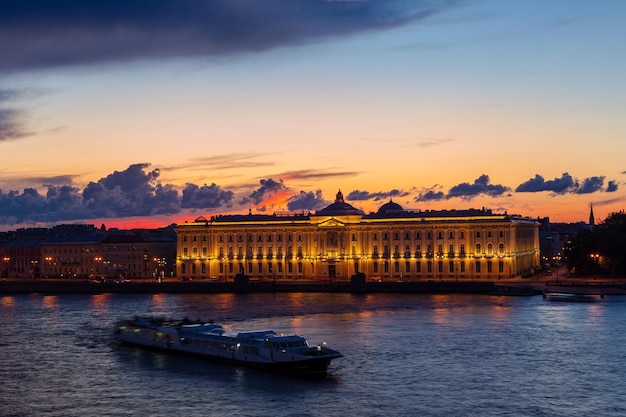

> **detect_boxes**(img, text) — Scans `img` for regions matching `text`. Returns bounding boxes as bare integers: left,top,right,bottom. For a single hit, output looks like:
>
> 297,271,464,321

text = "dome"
377,199,404,215
315,190,363,216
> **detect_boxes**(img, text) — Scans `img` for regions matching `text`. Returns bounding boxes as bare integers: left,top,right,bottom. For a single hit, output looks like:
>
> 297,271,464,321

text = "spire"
589,203,595,226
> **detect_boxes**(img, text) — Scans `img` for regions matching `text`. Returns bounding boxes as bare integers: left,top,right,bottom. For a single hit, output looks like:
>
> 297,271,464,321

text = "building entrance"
328,265,336,278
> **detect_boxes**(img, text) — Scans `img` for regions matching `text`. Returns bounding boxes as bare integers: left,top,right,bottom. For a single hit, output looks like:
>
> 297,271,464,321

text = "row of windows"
183,234,301,243
181,242,507,258
181,230,507,244
180,259,506,275
371,260,505,274
181,261,301,275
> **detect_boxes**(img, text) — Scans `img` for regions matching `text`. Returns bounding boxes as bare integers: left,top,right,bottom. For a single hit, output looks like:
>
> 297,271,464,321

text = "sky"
0,0,625,231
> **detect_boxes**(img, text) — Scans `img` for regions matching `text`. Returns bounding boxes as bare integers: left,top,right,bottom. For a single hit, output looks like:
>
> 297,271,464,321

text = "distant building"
101,233,176,279
0,224,176,279
175,190,541,281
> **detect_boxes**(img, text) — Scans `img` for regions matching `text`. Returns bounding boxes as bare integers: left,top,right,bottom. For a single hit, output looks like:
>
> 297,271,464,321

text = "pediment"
317,217,346,227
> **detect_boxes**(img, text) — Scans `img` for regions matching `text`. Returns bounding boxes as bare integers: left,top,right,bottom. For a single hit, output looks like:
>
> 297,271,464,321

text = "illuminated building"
176,191,540,281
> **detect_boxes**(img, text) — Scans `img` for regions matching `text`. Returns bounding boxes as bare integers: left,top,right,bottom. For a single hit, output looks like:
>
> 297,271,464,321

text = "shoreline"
1,277,625,295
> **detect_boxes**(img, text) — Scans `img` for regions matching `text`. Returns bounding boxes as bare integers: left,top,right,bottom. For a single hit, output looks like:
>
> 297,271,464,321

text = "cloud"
277,169,359,181
446,174,510,200
606,180,619,193
346,189,409,201
415,190,446,202
414,176,509,202
246,178,288,205
0,0,456,72
515,173,575,194
0,88,50,141
575,176,604,194
413,137,456,148
0,164,192,225
165,153,274,173
515,173,617,195
82,163,180,217
287,190,329,211
181,183,234,210
0,108,31,141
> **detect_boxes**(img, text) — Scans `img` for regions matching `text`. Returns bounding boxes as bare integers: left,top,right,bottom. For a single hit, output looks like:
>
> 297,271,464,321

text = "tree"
565,211,626,277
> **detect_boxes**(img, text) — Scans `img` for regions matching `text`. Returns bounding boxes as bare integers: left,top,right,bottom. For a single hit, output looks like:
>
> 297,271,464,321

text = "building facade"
176,191,540,281
0,225,176,279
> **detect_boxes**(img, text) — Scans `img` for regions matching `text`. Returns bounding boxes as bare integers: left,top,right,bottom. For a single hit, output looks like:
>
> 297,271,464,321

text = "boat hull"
114,318,342,377
543,292,604,302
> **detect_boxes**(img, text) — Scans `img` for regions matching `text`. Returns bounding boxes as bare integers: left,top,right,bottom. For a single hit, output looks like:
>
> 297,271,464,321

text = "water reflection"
42,295,58,310
90,293,112,315
1,295,15,308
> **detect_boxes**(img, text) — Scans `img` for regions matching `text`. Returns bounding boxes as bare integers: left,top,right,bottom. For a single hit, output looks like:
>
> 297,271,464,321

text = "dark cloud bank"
0,0,455,72
0,165,619,227
0,1,456,141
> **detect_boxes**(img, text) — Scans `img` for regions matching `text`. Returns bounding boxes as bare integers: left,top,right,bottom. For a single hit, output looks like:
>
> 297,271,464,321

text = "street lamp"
2,257,10,278
590,253,600,278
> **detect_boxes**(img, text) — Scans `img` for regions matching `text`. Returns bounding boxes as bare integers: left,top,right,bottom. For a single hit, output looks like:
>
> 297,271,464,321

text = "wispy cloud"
164,153,275,173
276,169,359,181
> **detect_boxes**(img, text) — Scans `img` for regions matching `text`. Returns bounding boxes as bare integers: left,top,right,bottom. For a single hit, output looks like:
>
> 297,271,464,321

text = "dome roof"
377,199,404,215
315,190,363,216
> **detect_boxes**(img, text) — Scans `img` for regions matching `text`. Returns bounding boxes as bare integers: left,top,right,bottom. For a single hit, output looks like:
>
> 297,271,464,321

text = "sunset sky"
1,0,624,231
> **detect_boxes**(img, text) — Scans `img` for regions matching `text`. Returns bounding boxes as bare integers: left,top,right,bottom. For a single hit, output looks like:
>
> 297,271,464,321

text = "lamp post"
590,253,600,279
3,257,10,278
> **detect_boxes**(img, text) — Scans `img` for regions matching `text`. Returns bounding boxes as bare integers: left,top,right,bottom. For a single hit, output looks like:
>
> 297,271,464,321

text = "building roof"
313,190,364,217
377,199,404,215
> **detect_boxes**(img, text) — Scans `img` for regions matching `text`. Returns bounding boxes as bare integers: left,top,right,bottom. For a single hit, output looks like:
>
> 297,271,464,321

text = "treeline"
565,211,626,277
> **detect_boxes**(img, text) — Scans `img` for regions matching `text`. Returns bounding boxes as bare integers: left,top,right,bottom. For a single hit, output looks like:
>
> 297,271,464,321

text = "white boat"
543,292,604,302
114,317,342,376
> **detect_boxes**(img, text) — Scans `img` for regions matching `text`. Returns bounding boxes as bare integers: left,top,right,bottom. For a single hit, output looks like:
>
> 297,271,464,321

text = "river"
1,292,625,416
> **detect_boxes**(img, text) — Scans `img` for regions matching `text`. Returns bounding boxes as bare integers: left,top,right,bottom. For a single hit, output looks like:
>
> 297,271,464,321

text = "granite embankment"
0,278,500,294
2,277,624,295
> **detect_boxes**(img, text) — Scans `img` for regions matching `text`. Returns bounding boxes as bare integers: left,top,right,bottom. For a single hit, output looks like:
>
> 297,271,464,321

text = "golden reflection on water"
42,295,58,309
150,293,166,308
1,295,16,308
428,294,512,326
90,293,112,315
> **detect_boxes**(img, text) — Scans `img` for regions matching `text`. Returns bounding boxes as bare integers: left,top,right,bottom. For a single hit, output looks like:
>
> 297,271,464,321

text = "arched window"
499,243,505,254
183,247,188,257
475,243,481,254
487,243,493,255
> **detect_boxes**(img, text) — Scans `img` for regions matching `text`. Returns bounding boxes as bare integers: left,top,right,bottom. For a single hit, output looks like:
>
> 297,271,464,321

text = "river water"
1,292,625,417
